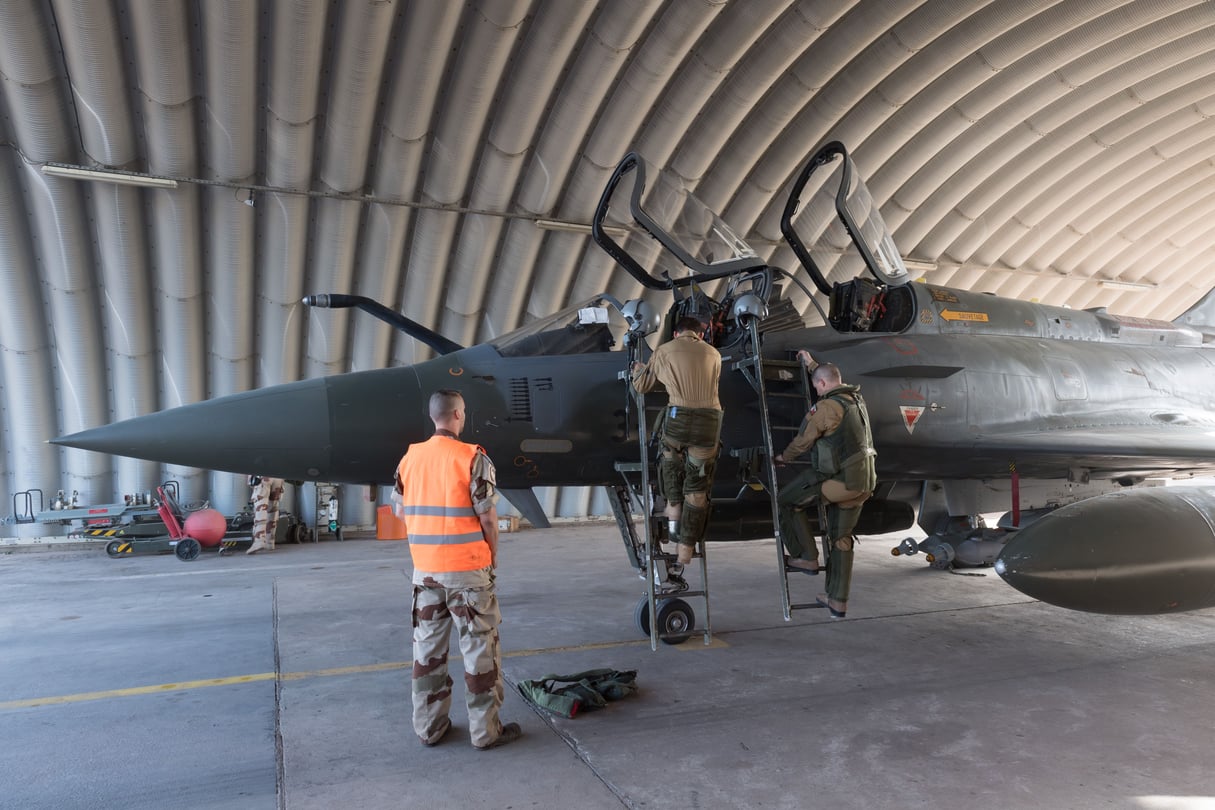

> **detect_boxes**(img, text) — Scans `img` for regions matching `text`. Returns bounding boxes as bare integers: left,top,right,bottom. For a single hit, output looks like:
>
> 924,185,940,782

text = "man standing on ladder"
774,350,876,618
631,316,723,588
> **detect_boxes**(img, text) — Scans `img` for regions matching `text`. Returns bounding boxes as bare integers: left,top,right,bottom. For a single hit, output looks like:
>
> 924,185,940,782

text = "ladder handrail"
734,320,816,621
745,319,792,620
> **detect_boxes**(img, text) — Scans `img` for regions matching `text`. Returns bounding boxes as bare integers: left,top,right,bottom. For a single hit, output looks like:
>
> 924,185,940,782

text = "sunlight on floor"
1135,797,1215,810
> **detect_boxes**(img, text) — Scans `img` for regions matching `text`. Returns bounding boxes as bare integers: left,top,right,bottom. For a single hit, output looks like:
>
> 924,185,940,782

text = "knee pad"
679,501,711,546
659,450,686,504
684,449,717,495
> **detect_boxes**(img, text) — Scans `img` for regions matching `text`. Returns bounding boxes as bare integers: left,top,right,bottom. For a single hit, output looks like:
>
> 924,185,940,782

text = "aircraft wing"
963,421,1215,479
870,415,1215,483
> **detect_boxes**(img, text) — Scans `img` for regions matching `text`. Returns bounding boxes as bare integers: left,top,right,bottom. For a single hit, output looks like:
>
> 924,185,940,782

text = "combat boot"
660,561,690,592
785,556,820,575
475,722,522,750
815,593,846,618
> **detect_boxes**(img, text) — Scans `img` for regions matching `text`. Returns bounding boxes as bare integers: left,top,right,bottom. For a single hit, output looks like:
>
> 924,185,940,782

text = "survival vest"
397,435,491,572
810,385,877,494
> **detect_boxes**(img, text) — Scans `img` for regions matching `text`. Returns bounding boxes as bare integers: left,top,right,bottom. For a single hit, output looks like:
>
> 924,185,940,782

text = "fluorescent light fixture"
535,218,629,238
902,258,938,274
1098,278,1156,291
41,164,178,189
535,218,592,234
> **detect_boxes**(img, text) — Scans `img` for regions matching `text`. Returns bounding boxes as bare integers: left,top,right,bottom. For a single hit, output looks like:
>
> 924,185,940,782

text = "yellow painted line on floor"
1,635,728,711
0,672,277,709
278,661,410,681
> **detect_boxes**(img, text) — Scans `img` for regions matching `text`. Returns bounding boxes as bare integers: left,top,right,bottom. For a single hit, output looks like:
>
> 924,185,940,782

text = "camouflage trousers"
411,567,505,747
252,480,283,549
657,407,723,547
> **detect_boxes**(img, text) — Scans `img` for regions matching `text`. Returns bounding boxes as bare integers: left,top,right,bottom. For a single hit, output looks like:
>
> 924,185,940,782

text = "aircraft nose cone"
54,378,334,479
54,367,428,484
996,486,1215,614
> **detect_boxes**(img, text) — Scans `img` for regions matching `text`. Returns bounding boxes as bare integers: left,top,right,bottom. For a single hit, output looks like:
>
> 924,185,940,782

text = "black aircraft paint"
55,143,1215,614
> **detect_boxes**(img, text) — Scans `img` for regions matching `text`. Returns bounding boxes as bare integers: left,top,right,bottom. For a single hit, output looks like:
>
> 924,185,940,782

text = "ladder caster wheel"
634,596,695,645
175,538,201,561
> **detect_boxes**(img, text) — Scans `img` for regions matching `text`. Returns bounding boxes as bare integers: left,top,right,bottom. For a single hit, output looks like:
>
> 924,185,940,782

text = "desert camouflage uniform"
250,476,284,551
410,451,506,748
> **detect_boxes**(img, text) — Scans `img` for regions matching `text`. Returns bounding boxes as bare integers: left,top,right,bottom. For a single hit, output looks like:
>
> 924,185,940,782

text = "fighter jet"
55,143,1215,618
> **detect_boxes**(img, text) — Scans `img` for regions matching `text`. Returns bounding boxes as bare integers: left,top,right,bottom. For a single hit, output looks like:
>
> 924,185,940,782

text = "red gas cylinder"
184,508,227,547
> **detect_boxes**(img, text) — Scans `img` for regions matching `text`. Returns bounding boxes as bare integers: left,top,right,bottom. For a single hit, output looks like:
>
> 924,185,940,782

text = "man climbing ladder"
774,350,877,619
630,315,724,588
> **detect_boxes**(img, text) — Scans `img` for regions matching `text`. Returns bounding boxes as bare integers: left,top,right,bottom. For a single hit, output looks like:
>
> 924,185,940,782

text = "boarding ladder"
608,346,712,650
730,317,821,620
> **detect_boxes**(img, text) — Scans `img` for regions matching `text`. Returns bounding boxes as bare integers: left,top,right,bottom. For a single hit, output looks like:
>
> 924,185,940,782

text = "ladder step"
654,588,707,600
615,462,645,472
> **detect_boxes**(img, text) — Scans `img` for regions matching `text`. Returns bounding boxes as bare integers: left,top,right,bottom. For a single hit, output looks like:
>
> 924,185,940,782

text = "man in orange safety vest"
395,388,522,750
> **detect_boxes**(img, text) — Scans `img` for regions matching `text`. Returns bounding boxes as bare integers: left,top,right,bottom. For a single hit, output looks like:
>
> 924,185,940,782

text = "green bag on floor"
517,668,638,718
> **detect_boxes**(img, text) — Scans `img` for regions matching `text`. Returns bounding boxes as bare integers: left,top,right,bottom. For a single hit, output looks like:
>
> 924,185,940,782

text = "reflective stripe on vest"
398,436,491,572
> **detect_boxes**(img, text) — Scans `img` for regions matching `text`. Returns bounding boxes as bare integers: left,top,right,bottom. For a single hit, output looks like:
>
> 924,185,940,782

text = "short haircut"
428,389,463,422
812,363,842,387
675,316,706,334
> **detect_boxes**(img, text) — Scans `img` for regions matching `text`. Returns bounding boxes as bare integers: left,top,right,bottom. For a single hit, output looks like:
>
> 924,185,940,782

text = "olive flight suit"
778,384,876,605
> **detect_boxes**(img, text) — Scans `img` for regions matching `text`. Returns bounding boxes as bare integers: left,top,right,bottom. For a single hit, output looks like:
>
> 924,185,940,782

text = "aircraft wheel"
175,538,201,561
633,597,651,638
105,540,125,558
288,523,304,544
633,596,695,645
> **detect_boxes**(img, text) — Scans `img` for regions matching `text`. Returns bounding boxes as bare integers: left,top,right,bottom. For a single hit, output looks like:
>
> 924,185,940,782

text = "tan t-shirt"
631,332,722,410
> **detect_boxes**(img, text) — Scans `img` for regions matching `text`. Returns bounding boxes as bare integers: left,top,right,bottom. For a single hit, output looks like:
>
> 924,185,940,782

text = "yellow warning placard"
939,309,989,323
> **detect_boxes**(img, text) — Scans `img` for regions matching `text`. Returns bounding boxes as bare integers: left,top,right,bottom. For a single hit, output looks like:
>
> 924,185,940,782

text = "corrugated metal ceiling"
3,0,1214,522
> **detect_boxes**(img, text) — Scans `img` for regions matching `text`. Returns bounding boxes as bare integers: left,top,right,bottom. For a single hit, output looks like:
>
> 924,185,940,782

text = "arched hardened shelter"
3,1,1215,522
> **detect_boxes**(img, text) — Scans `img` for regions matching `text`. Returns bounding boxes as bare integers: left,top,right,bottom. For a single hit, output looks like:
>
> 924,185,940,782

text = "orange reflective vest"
397,435,491,572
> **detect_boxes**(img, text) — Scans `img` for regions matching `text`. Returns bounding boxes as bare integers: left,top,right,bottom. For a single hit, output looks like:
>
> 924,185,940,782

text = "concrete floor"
2,522,1213,810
